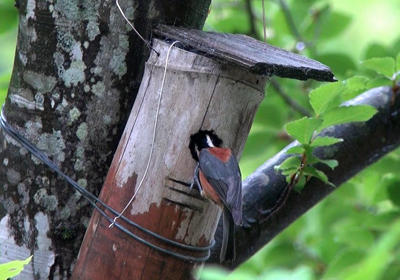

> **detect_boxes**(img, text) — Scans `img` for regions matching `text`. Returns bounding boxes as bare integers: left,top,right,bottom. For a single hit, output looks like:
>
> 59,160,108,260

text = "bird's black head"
189,130,223,162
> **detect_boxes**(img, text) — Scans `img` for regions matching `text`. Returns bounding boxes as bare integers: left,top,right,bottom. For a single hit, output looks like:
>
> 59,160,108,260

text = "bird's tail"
220,207,236,262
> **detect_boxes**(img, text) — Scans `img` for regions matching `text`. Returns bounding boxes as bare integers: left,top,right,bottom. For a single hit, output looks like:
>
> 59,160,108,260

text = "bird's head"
189,130,223,161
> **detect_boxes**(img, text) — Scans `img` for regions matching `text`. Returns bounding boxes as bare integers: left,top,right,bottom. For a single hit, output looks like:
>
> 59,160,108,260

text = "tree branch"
270,78,311,117
208,85,400,267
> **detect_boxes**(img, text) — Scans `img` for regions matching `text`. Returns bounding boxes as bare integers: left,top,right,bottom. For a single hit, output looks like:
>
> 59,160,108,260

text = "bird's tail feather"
220,208,236,262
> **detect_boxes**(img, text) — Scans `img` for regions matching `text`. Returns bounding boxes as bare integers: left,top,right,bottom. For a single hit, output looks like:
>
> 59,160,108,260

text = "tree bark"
0,0,210,279
209,85,400,267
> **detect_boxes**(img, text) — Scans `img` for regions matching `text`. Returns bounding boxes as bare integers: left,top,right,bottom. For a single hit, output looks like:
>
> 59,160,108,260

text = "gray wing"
199,149,243,225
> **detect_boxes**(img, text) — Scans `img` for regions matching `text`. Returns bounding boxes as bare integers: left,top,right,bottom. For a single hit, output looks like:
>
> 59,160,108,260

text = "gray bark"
0,0,210,279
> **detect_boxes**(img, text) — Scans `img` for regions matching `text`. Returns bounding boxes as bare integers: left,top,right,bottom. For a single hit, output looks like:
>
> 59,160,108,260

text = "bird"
188,129,243,262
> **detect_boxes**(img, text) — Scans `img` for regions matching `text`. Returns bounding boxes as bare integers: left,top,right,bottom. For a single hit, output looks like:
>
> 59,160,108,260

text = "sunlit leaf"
0,256,32,280
311,136,343,147
361,57,396,79
341,76,368,100
275,156,301,171
285,117,322,144
302,166,334,187
342,76,368,91
318,105,377,132
286,145,304,155
309,82,345,116
319,159,339,169
366,77,393,89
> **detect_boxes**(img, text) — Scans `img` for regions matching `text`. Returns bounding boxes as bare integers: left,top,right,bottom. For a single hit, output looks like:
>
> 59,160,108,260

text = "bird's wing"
199,148,242,225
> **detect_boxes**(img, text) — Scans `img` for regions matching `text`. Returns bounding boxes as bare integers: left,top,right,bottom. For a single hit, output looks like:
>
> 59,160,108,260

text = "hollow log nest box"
73,25,335,279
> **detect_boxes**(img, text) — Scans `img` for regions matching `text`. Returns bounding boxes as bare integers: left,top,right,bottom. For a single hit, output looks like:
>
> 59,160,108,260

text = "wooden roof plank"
153,25,336,82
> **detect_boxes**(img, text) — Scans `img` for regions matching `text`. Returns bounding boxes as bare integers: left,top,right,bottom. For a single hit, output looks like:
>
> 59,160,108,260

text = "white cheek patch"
206,135,215,147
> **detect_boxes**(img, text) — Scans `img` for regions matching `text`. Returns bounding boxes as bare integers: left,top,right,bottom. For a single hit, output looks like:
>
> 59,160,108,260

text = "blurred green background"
201,1,400,280
1,0,400,279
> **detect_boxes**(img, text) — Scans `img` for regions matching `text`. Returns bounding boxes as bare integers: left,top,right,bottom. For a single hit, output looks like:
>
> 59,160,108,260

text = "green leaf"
366,77,393,89
395,53,400,80
335,227,374,248
0,1,18,35
315,53,357,79
342,76,368,91
364,43,390,59
319,12,352,40
281,168,298,176
293,176,306,193
323,249,365,279
302,167,335,187
341,219,400,280
275,156,301,171
285,117,323,144
318,105,378,132
306,154,320,165
309,82,345,116
396,52,400,72
310,136,343,147
341,76,368,100
361,57,396,79
0,256,32,280
386,180,400,207
286,145,304,155
319,159,339,169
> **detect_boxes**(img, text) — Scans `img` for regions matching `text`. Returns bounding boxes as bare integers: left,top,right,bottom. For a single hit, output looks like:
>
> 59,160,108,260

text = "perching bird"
189,129,243,262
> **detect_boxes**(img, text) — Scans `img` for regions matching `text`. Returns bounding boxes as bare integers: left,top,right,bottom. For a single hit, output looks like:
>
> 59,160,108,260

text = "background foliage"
1,0,400,279
201,0,400,279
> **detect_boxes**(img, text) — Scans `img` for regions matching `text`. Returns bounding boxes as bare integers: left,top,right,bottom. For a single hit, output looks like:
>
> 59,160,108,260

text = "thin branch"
277,0,304,43
261,0,267,43
271,78,311,117
244,0,260,40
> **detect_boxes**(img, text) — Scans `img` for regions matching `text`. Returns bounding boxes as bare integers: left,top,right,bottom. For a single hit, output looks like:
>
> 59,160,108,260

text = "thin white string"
116,0,159,55
110,41,181,228
262,0,267,43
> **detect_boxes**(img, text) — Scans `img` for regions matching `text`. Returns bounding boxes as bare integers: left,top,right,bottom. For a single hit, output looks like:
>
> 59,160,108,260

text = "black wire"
0,107,213,262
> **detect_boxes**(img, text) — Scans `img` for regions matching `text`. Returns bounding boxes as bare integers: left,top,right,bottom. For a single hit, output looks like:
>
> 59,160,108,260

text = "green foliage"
0,0,18,35
276,78,377,189
0,0,18,105
361,56,400,88
0,256,32,280
202,0,400,279
361,57,396,79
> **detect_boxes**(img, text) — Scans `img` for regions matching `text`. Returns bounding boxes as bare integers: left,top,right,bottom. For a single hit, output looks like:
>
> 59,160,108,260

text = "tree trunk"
0,0,210,279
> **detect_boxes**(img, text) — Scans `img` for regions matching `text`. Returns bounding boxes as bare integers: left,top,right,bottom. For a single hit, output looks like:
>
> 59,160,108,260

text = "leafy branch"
361,54,400,103
275,76,379,191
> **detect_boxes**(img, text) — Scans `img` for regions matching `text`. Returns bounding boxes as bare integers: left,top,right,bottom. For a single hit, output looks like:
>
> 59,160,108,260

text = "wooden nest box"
73,25,334,279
